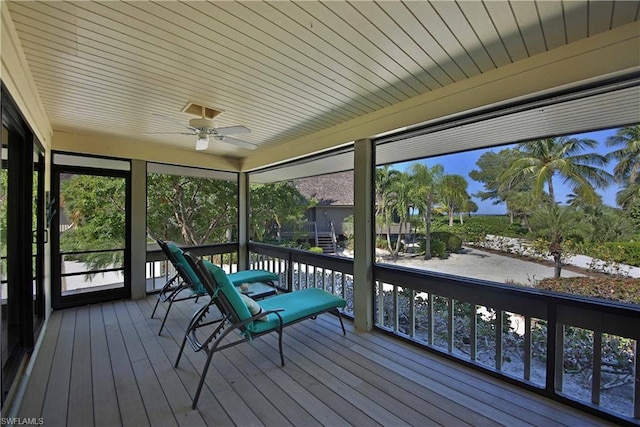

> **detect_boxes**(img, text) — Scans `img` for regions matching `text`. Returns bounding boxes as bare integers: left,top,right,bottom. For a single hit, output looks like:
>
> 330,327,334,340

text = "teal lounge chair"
176,251,346,409
152,240,279,335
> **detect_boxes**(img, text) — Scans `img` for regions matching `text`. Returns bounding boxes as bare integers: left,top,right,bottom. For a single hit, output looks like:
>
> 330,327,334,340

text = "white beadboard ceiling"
6,1,640,159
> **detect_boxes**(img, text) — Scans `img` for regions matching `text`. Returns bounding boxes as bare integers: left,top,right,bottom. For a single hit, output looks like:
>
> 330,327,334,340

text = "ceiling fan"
152,114,257,151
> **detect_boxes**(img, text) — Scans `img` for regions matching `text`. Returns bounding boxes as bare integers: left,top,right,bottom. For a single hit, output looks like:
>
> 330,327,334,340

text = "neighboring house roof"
295,171,354,206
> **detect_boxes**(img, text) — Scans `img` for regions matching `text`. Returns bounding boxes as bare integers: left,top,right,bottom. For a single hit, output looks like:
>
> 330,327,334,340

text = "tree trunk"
548,178,555,204
448,209,454,226
509,212,514,224
550,241,562,278
424,211,432,260
554,254,562,278
459,212,464,225
394,221,404,259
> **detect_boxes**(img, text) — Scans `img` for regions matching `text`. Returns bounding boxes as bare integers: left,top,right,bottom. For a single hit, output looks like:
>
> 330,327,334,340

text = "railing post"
287,252,293,292
546,302,562,394
524,316,532,381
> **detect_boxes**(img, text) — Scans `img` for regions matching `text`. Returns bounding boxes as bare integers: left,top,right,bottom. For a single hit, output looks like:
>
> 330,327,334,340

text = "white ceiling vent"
181,102,222,119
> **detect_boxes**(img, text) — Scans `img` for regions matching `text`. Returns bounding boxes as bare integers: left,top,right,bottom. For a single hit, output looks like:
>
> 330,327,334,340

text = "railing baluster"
635,339,639,419
524,316,532,381
448,298,454,353
377,281,384,326
393,285,399,332
496,309,503,371
428,293,434,346
470,303,477,362
592,331,602,406
409,290,415,338
331,270,336,295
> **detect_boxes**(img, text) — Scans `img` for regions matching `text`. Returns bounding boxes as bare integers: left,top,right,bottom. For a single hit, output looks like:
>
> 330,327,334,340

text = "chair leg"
192,345,217,409
151,272,180,319
334,309,346,335
278,328,285,367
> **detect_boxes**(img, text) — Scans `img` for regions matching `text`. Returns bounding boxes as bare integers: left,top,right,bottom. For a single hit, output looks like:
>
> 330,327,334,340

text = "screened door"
51,155,131,309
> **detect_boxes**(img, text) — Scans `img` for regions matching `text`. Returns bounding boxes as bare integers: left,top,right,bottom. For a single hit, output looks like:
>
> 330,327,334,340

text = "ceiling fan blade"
143,132,195,135
153,113,197,132
216,136,257,150
215,125,251,136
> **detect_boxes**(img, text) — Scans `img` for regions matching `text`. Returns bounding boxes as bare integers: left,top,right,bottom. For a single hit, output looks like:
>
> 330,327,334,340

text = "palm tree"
500,136,612,205
529,205,591,278
439,174,469,226
388,171,413,258
606,125,640,183
376,166,401,252
409,163,443,260
606,125,640,208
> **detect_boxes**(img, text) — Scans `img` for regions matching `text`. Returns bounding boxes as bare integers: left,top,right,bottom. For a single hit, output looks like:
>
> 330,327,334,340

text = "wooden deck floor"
16,295,615,427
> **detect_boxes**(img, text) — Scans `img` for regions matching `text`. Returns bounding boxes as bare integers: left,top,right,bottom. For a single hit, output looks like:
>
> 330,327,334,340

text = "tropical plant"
376,166,402,253
603,125,640,208
439,174,469,226
409,163,443,259
606,126,640,184
529,205,592,278
469,148,531,224
388,171,413,258
500,137,612,205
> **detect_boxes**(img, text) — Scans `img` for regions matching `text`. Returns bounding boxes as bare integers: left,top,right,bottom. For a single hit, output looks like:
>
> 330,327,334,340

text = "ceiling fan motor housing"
189,117,215,130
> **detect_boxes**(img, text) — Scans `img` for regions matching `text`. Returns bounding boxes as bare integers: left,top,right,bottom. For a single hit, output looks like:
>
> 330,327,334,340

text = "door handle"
32,229,48,244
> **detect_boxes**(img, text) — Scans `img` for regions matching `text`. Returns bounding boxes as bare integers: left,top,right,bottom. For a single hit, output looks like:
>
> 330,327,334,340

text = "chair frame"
151,239,204,335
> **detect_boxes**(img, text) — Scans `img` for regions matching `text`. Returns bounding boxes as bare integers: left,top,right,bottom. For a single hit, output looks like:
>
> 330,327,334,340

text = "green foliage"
250,182,309,242
429,232,462,252
501,136,612,205
375,236,388,250
429,239,448,259
147,173,237,245
341,214,354,249
431,215,527,242
586,242,640,267
60,174,126,269
308,246,324,254
536,277,640,304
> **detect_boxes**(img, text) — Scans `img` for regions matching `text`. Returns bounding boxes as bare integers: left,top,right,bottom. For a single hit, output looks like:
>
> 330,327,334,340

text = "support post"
238,172,249,271
353,138,374,331
130,159,147,299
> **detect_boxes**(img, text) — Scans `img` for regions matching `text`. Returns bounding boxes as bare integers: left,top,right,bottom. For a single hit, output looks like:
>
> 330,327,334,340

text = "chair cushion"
228,269,279,285
247,288,346,334
203,261,253,323
167,243,207,295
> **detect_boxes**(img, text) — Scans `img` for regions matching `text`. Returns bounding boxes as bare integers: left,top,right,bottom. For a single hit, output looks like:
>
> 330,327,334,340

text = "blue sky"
392,127,622,215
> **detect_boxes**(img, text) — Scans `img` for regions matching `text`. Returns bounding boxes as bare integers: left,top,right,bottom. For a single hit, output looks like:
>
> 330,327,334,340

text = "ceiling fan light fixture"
195,132,209,150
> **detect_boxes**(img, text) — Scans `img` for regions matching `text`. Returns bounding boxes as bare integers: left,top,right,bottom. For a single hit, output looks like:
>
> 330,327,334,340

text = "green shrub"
536,277,640,304
596,242,640,267
430,239,448,259
308,246,324,254
430,215,526,242
375,237,388,250
430,232,462,252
